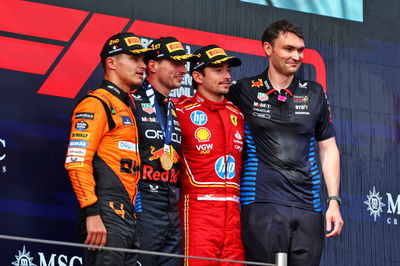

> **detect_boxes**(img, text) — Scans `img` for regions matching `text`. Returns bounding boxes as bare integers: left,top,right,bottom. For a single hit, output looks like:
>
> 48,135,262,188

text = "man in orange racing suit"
65,32,152,266
176,45,245,265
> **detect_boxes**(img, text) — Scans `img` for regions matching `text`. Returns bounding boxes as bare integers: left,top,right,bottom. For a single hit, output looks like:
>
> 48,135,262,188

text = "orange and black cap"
190,44,241,73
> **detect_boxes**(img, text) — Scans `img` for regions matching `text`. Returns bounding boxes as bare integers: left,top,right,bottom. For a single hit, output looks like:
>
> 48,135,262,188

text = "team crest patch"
251,79,263,88
257,92,269,102
230,114,238,126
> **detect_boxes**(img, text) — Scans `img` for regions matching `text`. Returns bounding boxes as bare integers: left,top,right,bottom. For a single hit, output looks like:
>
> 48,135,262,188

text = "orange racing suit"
65,80,141,265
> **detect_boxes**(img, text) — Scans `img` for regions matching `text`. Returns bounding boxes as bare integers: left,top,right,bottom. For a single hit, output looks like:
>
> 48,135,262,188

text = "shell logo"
194,127,211,142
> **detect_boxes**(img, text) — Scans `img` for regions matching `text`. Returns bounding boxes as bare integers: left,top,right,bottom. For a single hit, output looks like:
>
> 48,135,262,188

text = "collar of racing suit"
101,79,130,106
194,92,227,111
262,68,299,97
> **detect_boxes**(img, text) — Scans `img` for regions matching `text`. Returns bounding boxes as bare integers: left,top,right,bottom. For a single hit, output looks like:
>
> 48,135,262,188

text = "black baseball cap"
149,37,195,61
190,44,241,73
100,32,154,62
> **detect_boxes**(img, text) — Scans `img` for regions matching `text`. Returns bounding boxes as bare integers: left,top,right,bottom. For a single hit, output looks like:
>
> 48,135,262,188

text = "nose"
223,69,231,80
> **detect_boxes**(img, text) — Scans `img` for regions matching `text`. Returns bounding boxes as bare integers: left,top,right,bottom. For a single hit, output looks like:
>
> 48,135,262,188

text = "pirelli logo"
65,162,84,169
166,42,184,53
71,132,90,140
124,36,141,46
206,48,226,58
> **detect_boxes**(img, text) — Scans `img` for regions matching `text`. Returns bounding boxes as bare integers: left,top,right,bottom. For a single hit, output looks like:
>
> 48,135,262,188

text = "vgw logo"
364,186,400,225
12,246,83,266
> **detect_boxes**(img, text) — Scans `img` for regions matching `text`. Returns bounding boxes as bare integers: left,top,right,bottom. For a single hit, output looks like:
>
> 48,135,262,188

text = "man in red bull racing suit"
176,45,245,265
130,37,195,266
65,32,151,265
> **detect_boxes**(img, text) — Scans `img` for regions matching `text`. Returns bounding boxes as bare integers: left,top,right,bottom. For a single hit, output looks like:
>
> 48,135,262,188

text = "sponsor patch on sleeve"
65,156,85,163
71,132,90,140
65,162,84,169
75,120,89,130
75,112,95,120
67,147,87,157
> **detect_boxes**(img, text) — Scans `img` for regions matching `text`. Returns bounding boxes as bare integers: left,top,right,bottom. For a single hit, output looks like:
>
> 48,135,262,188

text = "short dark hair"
261,20,303,45
191,68,205,91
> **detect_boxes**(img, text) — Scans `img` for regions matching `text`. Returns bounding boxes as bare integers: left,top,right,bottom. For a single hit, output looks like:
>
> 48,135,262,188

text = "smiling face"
106,53,146,92
263,31,305,77
154,59,188,90
192,62,231,102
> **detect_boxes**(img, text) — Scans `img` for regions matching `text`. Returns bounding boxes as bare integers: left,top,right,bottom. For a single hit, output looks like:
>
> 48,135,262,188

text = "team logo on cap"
166,42,184,53
206,48,226,58
124,36,141,46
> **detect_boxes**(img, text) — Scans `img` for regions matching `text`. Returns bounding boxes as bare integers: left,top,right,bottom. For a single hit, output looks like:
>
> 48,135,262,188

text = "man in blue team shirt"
228,20,343,266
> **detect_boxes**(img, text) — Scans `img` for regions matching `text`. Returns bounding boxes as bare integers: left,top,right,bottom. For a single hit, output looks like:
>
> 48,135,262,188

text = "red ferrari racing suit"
176,92,245,265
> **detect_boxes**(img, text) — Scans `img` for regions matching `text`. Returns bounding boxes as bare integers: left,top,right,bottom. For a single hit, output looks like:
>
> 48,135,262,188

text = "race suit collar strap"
101,80,130,105
194,92,227,110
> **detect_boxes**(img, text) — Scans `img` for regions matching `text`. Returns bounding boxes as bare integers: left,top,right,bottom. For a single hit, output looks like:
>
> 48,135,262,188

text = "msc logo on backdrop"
12,246,82,266
364,186,400,225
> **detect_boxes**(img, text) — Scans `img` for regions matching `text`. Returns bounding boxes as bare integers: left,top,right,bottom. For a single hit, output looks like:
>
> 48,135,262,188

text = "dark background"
0,0,399,265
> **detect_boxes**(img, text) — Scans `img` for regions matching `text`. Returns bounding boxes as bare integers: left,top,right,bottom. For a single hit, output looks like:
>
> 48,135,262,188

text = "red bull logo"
149,146,180,163
142,165,179,183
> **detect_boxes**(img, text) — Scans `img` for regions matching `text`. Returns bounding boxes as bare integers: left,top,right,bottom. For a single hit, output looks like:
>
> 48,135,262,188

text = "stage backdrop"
0,0,399,265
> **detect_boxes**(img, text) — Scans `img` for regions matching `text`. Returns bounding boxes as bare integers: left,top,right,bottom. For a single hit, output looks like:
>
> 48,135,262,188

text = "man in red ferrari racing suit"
176,45,245,265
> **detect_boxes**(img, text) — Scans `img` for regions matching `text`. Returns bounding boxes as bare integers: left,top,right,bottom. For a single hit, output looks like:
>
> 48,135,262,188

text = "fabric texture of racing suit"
228,70,335,265
130,83,182,266
176,92,245,266
65,80,141,266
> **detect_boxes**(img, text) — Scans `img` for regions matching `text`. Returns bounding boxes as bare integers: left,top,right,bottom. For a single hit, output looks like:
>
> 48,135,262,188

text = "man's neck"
267,68,294,92
104,74,130,93
197,88,225,103
147,76,171,96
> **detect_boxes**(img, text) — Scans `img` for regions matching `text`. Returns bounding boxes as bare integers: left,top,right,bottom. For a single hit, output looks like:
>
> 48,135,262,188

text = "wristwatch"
327,196,342,206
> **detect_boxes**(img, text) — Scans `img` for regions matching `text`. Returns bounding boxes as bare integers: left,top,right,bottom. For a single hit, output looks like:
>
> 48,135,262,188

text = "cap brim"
170,53,196,61
129,48,153,54
212,56,242,67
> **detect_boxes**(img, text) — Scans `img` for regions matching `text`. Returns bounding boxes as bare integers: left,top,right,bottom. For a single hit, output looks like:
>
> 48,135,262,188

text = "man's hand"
84,215,107,250
325,201,343,237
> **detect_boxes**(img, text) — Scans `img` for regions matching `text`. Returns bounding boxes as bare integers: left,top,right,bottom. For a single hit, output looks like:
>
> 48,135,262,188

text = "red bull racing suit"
65,80,141,265
176,92,245,265
130,85,182,266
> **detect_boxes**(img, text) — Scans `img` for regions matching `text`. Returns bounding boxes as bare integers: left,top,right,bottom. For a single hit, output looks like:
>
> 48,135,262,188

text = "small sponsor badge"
75,112,94,120
257,92,269,102
75,120,88,130
121,116,132,126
